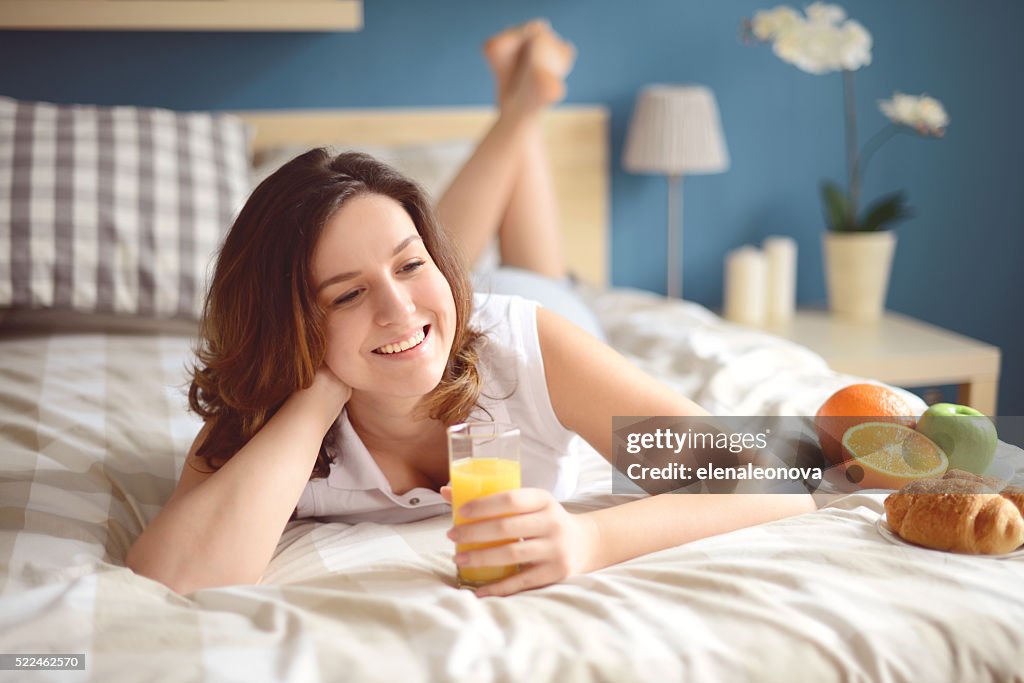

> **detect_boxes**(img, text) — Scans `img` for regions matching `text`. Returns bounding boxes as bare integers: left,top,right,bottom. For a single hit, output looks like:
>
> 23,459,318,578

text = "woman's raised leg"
436,21,575,277
496,103,567,279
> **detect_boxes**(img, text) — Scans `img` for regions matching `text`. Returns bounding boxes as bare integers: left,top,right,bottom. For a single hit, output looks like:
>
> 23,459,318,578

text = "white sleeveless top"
294,293,580,524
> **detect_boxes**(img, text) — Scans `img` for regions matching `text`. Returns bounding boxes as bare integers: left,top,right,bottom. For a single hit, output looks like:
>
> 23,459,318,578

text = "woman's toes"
532,30,576,79
485,19,551,103
483,28,520,76
520,18,551,39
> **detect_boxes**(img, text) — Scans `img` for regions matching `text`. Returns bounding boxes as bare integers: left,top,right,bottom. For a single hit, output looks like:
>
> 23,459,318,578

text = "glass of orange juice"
447,421,522,588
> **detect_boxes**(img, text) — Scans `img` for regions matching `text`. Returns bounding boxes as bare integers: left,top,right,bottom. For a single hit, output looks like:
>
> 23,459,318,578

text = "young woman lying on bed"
126,20,816,597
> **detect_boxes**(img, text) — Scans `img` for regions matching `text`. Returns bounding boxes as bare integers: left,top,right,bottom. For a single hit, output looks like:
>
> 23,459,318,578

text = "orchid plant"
742,3,949,232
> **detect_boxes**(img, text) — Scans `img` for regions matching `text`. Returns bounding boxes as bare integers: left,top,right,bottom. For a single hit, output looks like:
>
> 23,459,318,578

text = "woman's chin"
351,367,446,402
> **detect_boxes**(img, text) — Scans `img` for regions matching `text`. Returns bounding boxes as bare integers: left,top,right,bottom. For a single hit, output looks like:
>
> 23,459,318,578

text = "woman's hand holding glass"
442,486,600,597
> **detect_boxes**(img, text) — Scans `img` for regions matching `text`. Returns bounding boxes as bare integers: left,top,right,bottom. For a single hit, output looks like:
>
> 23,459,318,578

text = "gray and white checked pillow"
0,96,251,320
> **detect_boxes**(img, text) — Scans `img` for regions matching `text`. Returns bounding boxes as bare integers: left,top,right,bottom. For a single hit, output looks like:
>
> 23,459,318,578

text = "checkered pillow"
0,96,251,320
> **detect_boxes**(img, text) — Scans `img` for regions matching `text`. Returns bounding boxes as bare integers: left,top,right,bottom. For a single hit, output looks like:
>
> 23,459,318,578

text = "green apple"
915,403,998,475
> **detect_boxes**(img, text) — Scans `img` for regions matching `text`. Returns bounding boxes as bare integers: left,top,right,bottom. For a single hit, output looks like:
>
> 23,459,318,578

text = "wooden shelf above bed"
0,0,363,32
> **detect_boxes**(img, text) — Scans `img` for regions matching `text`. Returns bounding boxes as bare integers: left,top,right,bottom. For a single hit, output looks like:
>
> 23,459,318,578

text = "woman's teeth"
374,327,427,355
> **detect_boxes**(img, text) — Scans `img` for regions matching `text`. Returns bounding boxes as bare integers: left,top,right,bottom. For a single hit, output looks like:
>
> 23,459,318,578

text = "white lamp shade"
623,84,730,175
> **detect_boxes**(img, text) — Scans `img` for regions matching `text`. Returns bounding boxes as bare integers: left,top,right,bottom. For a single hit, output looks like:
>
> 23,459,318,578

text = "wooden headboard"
234,106,609,286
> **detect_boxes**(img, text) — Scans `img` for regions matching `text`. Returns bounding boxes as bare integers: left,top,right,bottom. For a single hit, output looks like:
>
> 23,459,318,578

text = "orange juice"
451,456,522,586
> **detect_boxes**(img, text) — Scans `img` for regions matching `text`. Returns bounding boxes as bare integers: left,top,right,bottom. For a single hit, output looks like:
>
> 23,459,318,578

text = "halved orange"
814,384,915,466
839,422,948,490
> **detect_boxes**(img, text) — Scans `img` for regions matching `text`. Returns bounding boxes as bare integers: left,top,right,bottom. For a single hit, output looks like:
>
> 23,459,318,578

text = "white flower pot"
822,231,897,322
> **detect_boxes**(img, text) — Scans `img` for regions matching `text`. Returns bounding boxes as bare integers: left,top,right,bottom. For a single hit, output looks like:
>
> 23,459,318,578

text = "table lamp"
623,84,730,298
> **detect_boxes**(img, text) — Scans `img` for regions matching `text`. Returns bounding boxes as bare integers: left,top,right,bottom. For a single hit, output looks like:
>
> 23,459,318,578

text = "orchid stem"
858,124,902,189
843,70,859,221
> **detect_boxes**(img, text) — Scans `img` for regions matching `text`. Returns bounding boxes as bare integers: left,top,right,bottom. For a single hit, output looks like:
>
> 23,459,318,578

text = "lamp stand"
666,174,683,299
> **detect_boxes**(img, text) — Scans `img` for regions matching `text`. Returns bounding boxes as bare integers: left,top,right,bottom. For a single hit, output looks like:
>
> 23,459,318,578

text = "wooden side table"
767,310,1002,415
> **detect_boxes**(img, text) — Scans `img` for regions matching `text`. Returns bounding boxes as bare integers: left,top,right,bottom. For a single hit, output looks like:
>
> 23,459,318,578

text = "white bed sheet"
2,290,1023,683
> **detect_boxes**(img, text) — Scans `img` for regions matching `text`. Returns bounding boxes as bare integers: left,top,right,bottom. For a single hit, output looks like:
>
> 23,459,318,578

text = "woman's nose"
373,281,415,326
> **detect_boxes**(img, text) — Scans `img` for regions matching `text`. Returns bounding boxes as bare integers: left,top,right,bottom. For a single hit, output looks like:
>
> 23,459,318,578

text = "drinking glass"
447,421,522,588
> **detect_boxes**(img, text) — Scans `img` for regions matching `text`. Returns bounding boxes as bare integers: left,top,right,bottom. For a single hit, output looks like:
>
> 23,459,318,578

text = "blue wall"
3,0,1022,413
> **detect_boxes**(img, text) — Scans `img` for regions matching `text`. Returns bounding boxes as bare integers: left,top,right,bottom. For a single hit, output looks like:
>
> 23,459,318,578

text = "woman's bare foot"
483,19,549,105
503,25,577,115
529,26,576,81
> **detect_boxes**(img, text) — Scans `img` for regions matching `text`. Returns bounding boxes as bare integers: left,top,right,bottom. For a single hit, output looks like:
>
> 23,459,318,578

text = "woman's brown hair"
188,149,484,478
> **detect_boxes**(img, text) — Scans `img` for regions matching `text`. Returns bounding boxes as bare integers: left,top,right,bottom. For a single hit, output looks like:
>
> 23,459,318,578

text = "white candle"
763,236,797,324
723,246,767,326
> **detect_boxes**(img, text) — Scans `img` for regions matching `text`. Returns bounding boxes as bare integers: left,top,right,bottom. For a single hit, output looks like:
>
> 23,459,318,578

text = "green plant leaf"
821,181,853,232
859,192,914,232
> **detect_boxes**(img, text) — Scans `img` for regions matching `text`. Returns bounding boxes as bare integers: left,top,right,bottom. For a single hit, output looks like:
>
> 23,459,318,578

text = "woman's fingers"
474,563,562,598
455,538,552,569
445,488,594,597
448,510,551,544
456,488,551,519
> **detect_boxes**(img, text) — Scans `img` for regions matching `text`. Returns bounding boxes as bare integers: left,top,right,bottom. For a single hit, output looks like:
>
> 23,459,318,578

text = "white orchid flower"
751,5,802,41
879,93,949,135
805,2,846,26
773,21,837,74
744,4,949,233
838,20,872,71
762,3,872,74
916,97,950,132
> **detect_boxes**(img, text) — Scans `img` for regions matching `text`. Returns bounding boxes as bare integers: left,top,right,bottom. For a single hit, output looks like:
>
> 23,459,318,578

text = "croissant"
884,470,1024,555
939,468,1004,490
1001,486,1024,517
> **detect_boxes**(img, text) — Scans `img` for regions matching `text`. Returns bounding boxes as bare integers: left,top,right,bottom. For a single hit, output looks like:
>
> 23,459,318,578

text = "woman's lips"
371,325,431,358
372,325,428,358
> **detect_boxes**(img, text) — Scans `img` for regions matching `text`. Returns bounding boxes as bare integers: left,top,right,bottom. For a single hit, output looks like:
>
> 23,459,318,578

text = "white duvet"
1,289,1022,683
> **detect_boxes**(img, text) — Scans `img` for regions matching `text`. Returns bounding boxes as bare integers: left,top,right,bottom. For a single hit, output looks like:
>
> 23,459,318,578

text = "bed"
2,96,1023,683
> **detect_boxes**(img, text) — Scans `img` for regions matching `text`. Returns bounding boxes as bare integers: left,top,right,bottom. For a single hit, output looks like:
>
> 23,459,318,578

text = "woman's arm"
538,306,816,548
126,368,350,594
447,308,815,597
578,493,815,571
536,307,711,448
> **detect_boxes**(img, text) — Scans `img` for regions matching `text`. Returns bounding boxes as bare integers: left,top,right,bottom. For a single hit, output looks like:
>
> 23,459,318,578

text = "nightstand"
767,310,1002,415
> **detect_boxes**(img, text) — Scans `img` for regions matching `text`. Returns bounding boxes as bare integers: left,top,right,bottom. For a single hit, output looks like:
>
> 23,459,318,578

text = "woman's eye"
333,290,360,305
401,260,425,274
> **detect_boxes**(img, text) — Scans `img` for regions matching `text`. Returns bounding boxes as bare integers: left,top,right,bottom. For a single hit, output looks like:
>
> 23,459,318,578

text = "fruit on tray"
815,384,915,465
841,422,948,490
914,403,998,476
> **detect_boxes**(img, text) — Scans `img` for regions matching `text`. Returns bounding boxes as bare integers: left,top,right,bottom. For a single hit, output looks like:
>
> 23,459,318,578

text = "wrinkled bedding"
2,290,1023,683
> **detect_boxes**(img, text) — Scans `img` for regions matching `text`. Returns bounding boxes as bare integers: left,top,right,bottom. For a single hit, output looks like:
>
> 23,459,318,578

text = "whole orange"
814,383,915,466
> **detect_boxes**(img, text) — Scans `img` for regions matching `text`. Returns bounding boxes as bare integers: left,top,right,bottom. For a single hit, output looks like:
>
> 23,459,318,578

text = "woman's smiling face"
312,193,457,400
